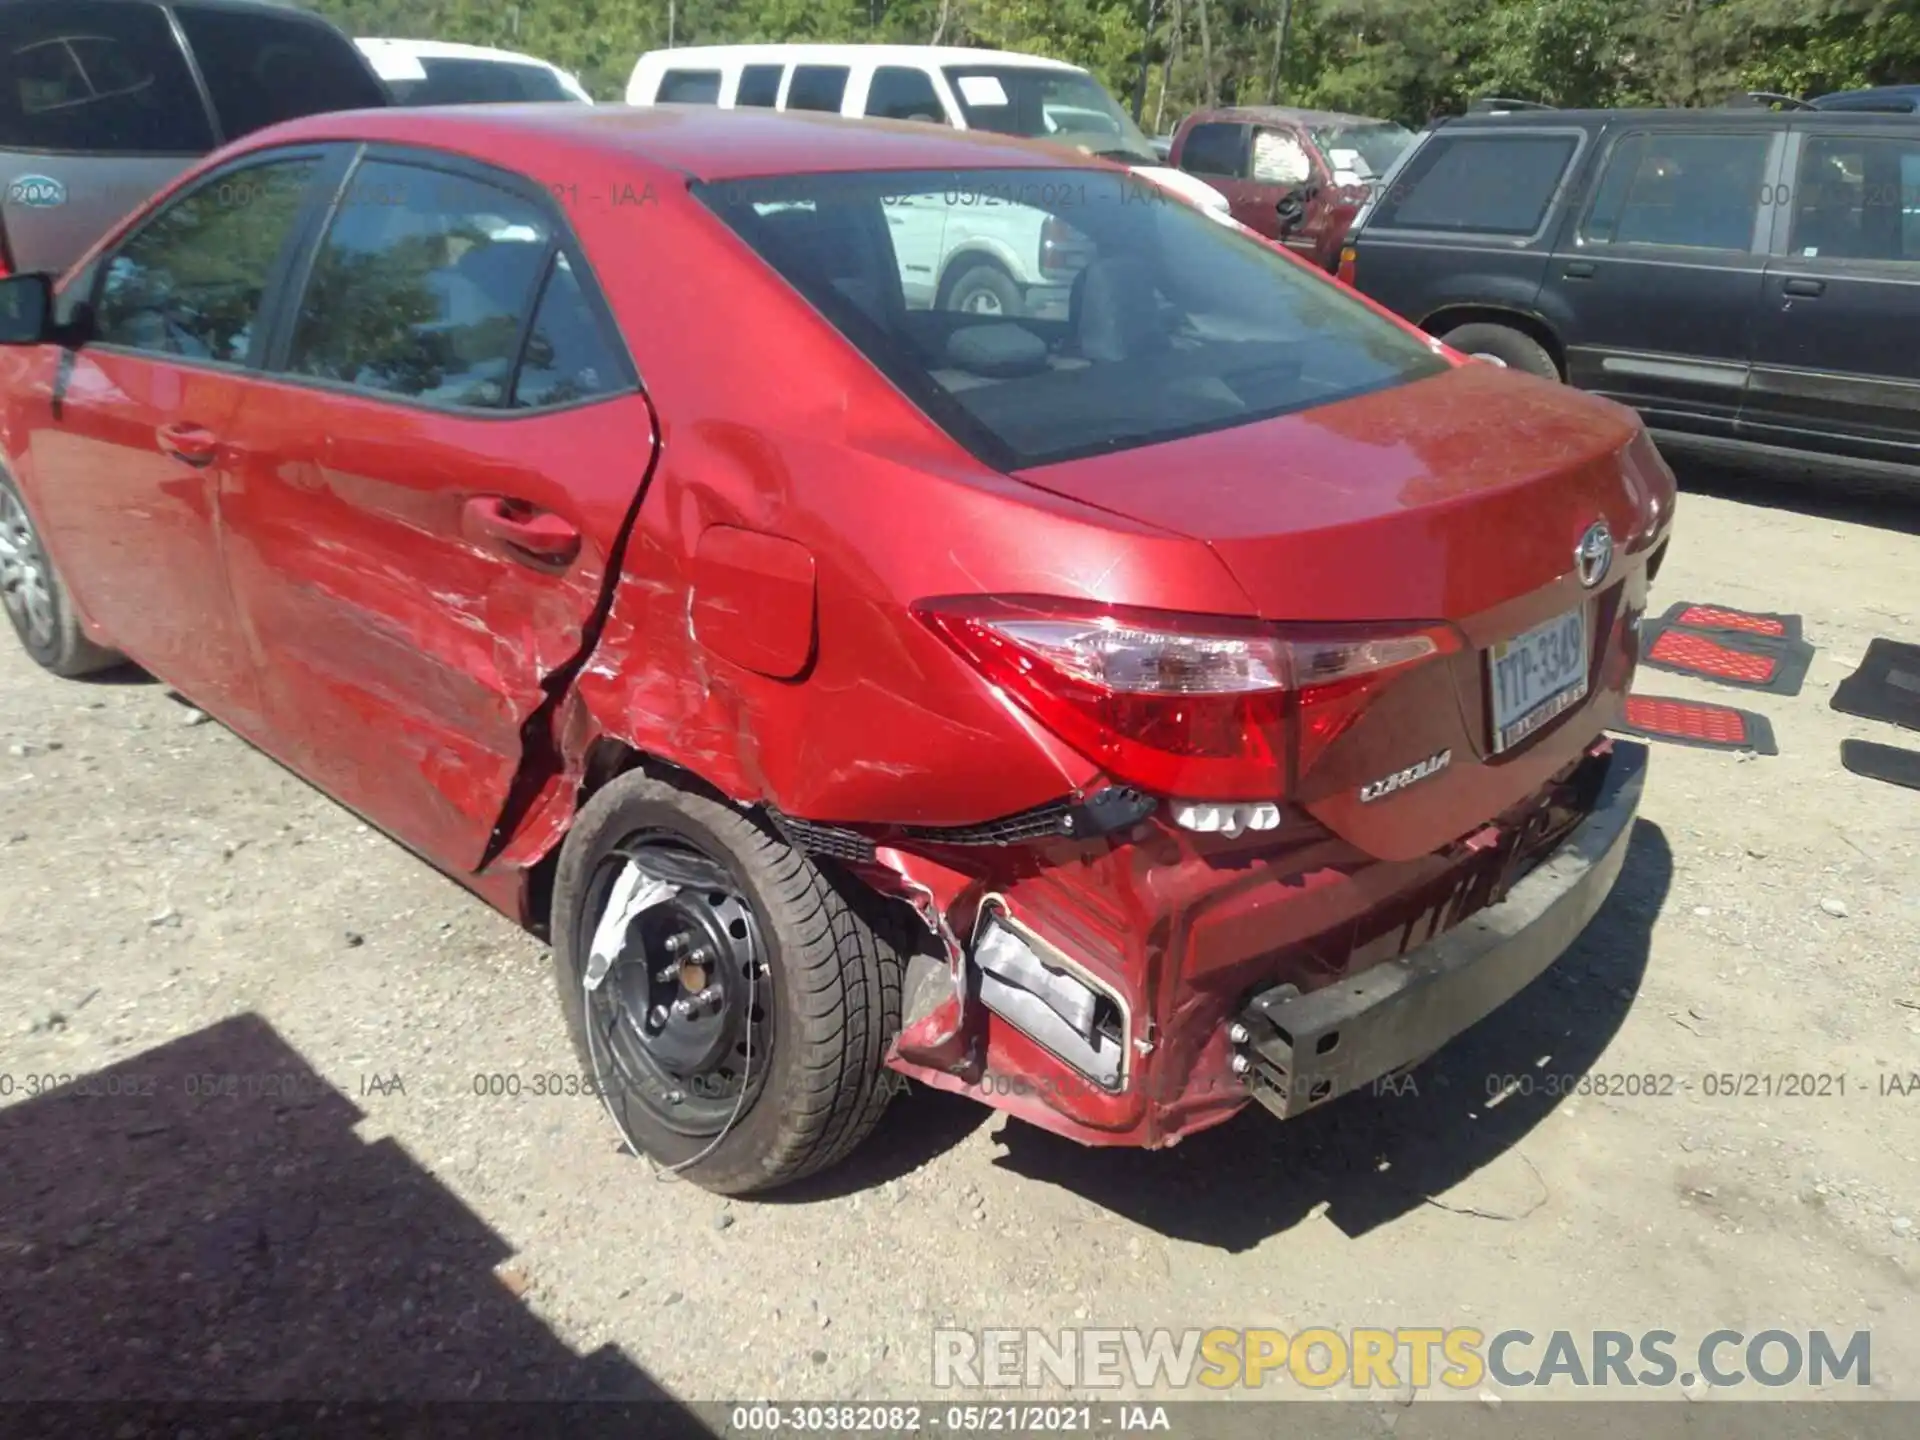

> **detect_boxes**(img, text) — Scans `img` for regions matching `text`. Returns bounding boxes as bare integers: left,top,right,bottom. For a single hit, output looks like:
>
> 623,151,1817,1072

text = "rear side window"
285,160,553,409
736,64,783,108
1790,133,1920,262
864,66,945,123
174,5,387,140
1370,132,1579,236
700,168,1450,470
0,0,214,154
511,252,627,409
787,66,849,113
657,69,721,104
93,156,321,362
1179,122,1249,178
1580,132,1769,251
391,58,579,105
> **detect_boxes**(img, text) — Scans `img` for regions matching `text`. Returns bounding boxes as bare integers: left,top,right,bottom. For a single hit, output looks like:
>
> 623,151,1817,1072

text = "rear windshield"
698,168,1450,471
0,0,214,154
388,57,580,105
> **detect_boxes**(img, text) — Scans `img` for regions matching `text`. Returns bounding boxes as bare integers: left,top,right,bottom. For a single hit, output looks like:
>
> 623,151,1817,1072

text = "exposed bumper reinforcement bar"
1237,739,1648,1120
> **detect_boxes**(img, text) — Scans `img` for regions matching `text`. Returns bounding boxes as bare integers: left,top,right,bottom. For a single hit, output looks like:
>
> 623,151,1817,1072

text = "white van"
358,38,594,105
624,45,1232,317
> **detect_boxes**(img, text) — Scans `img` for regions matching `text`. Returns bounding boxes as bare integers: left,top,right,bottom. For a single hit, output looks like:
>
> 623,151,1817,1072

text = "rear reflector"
1615,695,1777,755
1659,601,1803,643
1639,621,1812,696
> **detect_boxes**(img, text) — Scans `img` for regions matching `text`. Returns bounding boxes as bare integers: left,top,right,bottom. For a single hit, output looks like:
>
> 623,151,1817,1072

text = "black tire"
1438,322,1560,380
551,769,905,1195
0,469,120,678
938,260,1024,319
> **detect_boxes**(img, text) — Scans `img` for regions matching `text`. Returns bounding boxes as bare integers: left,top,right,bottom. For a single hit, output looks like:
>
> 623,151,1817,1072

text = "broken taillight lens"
913,597,1458,800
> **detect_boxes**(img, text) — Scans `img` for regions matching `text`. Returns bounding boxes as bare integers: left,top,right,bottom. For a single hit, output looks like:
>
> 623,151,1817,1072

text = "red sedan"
0,105,1674,1194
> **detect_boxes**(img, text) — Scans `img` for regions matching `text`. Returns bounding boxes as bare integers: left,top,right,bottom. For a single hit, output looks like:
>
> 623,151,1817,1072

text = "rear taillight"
913,597,1459,801
1038,215,1091,282
1336,245,1357,285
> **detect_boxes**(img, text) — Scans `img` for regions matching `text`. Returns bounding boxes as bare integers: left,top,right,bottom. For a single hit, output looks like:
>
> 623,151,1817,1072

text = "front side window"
657,69,721,105
173,5,387,140
1179,122,1249,179
285,161,552,408
700,168,1449,470
0,0,213,154
1789,134,1920,262
1370,132,1579,236
943,66,1161,166
865,66,945,123
1580,132,1770,251
1251,129,1312,186
736,64,783,108
93,156,321,361
787,65,850,114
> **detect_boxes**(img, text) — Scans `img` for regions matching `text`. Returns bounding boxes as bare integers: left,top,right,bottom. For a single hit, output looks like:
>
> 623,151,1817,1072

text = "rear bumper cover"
1235,739,1647,1119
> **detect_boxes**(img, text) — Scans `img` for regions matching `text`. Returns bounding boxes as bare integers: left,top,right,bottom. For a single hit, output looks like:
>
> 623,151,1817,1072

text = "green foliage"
300,0,1920,126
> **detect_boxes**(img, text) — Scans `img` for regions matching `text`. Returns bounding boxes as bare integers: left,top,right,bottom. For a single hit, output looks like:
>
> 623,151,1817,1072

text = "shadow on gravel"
767,1084,994,1204
1667,450,1920,536
991,819,1674,1252
0,1012,700,1415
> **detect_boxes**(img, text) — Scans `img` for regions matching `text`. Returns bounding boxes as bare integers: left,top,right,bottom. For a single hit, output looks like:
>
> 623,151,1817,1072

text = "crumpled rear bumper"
1234,739,1647,1120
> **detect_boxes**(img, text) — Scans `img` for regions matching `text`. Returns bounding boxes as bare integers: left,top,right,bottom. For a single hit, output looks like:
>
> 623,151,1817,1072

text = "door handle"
156,422,218,468
462,495,581,566
1782,277,1824,297
1562,260,1596,278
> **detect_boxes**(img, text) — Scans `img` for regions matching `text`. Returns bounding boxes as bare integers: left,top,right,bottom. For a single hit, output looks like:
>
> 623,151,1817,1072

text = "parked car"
0,103,1669,1194
627,44,1234,318
356,38,594,106
1341,106,1920,481
1168,105,1417,270
1810,84,1920,114
0,0,389,276
625,44,1232,217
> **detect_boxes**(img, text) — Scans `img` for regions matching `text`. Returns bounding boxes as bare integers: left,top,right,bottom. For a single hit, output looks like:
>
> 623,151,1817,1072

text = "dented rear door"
217,152,651,874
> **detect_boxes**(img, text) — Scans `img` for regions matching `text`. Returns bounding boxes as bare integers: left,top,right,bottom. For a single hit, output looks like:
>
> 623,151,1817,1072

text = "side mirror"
0,273,56,346
1274,184,1319,235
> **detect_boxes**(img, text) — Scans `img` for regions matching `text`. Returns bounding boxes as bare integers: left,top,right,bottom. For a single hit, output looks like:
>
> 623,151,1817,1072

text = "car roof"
256,103,1111,180
1435,106,1920,129
355,37,568,71
1813,83,1920,101
1184,105,1401,130
634,44,1083,73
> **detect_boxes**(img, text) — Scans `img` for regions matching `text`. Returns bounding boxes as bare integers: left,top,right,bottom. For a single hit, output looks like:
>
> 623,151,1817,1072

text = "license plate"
1488,606,1590,753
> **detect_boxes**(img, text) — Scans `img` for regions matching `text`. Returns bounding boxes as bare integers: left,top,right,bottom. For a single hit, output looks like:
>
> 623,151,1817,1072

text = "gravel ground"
1,462,1917,1410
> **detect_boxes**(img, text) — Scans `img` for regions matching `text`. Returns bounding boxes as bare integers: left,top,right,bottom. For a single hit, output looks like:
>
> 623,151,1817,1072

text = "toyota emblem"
1575,521,1613,588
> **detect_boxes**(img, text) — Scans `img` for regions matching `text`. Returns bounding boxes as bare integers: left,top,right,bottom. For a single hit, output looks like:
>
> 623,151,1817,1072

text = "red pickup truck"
1165,106,1417,271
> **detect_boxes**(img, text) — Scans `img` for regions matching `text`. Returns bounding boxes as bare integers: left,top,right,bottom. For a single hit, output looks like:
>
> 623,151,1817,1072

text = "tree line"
305,0,1919,131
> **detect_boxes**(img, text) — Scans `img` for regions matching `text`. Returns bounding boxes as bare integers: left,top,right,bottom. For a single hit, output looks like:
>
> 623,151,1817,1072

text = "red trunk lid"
1011,364,1660,861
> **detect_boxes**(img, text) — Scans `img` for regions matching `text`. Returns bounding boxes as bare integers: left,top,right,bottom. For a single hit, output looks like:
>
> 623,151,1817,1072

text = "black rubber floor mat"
1658,601,1804,644
1639,620,1813,697
1615,695,1778,754
1841,738,1920,791
1830,639,1920,733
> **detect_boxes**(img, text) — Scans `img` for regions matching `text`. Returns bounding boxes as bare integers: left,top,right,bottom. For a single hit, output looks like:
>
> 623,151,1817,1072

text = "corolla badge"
1575,520,1613,588
7,174,66,208
1359,749,1452,803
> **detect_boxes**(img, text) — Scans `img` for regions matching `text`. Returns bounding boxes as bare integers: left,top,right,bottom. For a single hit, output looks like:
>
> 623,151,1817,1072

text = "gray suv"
1,0,388,275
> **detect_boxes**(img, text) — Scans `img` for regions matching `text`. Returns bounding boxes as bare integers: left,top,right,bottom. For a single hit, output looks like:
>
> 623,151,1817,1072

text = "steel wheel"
0,485,56,653
581,830,773,1138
